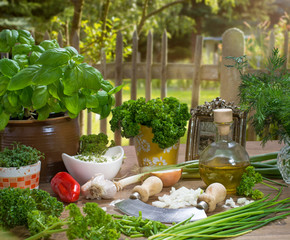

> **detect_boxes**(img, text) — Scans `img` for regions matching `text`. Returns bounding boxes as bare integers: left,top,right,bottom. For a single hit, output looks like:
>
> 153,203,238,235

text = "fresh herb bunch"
236,166,280,199
79,133,115,156
110,97,191,149
0,29,122,130
26,202,120,240
0,142,44,168
0,187,63,229
226,48,290,145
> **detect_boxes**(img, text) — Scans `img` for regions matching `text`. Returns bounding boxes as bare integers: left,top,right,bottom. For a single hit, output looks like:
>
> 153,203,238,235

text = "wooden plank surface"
6,141,290,240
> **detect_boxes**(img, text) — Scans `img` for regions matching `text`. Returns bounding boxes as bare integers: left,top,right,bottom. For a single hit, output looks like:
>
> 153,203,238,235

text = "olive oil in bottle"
199,109,250,194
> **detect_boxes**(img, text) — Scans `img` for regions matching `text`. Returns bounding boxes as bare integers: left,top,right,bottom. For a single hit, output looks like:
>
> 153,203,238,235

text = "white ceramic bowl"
62,146,124,185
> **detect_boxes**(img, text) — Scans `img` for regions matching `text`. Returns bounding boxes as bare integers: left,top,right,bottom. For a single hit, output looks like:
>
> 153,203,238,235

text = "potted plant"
110,97,191,166
0,29,121,182
0,142,44,189
226,48,290,183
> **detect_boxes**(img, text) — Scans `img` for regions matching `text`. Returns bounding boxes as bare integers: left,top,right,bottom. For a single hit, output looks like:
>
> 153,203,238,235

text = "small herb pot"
0,161,41,189
134,125,180,167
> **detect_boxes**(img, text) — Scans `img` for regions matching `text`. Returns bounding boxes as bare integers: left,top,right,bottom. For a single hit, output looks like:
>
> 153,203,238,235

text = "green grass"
83,79,220,146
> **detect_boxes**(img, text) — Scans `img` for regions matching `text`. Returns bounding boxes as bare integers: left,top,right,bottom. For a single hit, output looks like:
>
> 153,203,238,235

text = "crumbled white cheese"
223,197,254,209
152,186,204,209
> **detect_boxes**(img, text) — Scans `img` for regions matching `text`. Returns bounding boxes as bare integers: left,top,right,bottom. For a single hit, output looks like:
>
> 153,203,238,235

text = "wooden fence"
1,28,289,145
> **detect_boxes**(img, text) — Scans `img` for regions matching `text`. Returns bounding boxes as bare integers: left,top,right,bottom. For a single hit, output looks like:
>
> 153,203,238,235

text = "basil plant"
0,29,121,130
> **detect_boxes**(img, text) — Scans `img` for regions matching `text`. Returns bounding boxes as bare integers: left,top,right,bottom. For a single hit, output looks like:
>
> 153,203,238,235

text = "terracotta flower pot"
0,116,80,183
0,161,41,189
134,125,180,167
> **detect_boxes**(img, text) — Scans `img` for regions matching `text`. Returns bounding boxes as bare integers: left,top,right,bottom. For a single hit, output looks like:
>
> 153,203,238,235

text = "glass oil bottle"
199,109,250,194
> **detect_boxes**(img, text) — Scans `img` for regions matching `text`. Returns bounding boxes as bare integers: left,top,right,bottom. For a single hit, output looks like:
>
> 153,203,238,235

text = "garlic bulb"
81,173,117,199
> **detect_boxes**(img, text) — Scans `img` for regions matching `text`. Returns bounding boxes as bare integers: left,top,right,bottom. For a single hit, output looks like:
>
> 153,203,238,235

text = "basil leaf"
62,94,79,115
62,66,83,95
7,30,19,47
37,104,51,120
19,87,33,107
32,45,45,53
12,44,32,56
48,82,60,100
0,30,10,52
36,48,70,67
13,54,29,69
40,40,59,50
7,91,18,107
100,104,110,119
18,30,34,45
0,58,20,77
0,111,10,131
86,94,99,108
101,79,114,92
78,63,102,90
0,76,10,96
97,90,108,106
29,51,42,65
8,65,39,90
32,86,49,109
108,84,124,95
32,66,62,85
64,46,79,57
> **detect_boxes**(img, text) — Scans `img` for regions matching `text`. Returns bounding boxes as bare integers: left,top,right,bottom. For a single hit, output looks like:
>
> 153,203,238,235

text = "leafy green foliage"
26,202,120,240
0,188,63,230
0,29,121,130
110,97,191,149
79,133,115,156
226,48,290,145
0,142,44,168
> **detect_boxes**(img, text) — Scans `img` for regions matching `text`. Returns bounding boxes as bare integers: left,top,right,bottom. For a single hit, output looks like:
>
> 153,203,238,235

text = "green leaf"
78,63,102,90
36,48,70,67
65,46,79,57
101,79,113,92
8,65,39,90
48,82,60,100
86,94,99,108
7,30,19,47
97,91,108,106
32,66,62,85
62,66,84,95
100,104,111,119
40,40,59,50
19,87,33,107
0,58,20,77
32,45,45,53
18,30,34,45
7,91,18,107
12,44,32,56
32,86,49,109
0,75,10,96
62,94,80,115
13,54,29,69
37,104,51,120
0,30,10,52
0,111,10,130
29,51,42,65
108,84,124,95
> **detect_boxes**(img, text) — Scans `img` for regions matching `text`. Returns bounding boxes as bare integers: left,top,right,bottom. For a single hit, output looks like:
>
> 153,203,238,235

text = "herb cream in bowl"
62,146,124,185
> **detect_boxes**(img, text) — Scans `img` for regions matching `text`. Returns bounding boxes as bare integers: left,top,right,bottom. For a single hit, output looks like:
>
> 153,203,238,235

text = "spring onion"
149,189,290,239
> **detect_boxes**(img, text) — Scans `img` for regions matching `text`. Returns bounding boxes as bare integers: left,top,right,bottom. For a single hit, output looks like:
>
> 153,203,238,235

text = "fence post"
146,30,153,101
57,31,63,48
114,31,123,146
220,28,244,104
191,35,203,109
161,29,168,99
130,30,138,146
43,31,50,40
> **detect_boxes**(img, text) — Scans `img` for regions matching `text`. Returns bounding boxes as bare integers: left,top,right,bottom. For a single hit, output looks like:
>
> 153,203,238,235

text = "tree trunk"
191,16,202,62
70,0,85,45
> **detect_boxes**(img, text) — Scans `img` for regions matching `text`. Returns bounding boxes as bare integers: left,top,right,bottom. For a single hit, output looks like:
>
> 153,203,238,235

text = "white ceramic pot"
62,146,124,185
0,161,41,189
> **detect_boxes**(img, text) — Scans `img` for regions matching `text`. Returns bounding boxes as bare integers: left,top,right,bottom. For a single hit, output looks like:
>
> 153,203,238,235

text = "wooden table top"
5,141,290,240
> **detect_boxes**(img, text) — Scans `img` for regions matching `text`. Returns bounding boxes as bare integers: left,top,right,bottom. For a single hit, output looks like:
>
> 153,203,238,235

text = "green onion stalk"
141,152,282,179
149,189,290,240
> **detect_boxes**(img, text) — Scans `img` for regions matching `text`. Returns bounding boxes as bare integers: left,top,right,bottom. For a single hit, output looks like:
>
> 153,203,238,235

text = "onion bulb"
151,169,182,187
